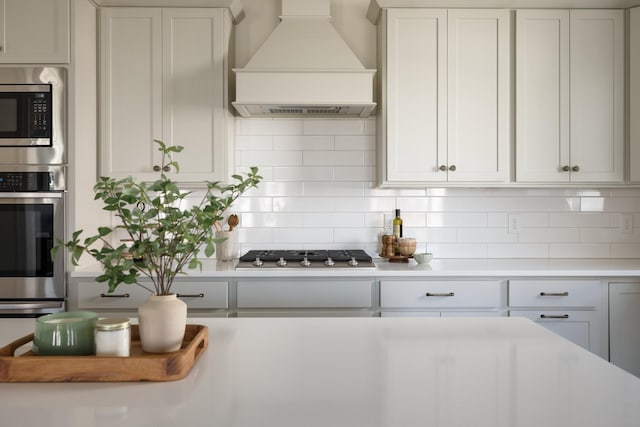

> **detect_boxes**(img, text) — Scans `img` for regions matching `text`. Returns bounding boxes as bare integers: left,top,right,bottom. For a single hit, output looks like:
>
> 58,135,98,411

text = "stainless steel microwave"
0,68,66,165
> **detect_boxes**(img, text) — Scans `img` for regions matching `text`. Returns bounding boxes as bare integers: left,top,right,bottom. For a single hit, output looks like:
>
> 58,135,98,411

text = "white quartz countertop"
1,317,639,427
70,258,640,278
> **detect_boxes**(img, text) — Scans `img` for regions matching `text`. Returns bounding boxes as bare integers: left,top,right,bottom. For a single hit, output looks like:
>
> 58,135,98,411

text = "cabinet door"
447,10,510,182
162,9,228,182
385,9,447,182
510,310,604,358
0,0,70,63
569,10,623,183
237,280,373,308
100,8,163,181
516,10,570,183
609,283,640,377
631,7,640,183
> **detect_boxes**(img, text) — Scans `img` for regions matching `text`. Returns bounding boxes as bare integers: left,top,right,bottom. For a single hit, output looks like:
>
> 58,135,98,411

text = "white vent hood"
233,0,376,118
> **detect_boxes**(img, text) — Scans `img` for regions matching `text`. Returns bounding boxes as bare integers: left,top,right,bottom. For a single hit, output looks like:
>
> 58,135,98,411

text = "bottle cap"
395,209,400,216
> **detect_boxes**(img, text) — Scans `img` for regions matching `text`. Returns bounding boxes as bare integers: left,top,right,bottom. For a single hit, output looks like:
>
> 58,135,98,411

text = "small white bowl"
413,253,433,264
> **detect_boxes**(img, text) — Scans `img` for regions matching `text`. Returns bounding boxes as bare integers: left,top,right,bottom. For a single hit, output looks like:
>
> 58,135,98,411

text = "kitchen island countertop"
70,257,640,278
1,316,639,426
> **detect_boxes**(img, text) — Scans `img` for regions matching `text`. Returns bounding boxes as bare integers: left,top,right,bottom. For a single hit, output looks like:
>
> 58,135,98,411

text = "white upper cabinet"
100,7,233,183
384,9,446,183
516,9,623,183
447,10,510,183
378,8,510,186
0,0,70,63
630,7,640,183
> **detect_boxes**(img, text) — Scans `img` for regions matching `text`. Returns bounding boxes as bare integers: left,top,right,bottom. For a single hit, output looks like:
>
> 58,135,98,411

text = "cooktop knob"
300,257,312,267
324,257,335,267
253,257,264,267
276,257,288,267
348,257,359,267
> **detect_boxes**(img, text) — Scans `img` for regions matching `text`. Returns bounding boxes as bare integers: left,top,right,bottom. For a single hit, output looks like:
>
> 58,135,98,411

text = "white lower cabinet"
70,279,229,316
380,280,507,317
609,282,640,377
508,280,606,359
235,279,375,317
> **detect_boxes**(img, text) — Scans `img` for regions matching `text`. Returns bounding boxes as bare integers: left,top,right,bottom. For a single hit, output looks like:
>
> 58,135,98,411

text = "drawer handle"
177,293,205,298
540,292,569,297
426,292,455,297
540,314,569,319
100,293,130,298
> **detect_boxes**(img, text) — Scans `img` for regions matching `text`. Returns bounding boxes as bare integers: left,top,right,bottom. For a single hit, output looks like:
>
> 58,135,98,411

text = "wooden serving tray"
0,324,208,382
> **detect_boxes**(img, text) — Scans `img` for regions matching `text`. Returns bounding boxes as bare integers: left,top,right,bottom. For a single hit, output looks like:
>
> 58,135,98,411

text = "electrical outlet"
620,214,633,234
508,214,521,234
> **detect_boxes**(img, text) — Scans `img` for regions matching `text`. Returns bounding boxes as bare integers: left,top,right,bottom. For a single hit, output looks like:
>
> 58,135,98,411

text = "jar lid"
95,317,130,331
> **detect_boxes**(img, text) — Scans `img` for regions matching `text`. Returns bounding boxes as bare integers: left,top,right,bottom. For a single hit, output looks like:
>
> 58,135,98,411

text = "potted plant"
53,140,261,353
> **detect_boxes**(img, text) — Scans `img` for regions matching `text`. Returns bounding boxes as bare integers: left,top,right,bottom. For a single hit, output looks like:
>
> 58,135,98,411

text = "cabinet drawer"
237,281,373,308
380,281,503,309
509,280,601,308
77,281,228,310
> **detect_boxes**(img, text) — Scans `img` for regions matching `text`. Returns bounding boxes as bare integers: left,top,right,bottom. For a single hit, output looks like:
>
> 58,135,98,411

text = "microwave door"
0,87,51,146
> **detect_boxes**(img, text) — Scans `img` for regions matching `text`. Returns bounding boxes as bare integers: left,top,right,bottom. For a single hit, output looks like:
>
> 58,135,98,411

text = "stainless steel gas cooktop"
236,249,375,269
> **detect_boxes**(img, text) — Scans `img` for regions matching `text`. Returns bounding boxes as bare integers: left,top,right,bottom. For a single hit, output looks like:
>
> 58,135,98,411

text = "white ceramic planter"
138,294,187,353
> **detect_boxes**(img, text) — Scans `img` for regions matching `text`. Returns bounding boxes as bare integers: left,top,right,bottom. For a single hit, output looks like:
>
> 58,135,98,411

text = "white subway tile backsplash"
303,119,366,135
334,166,375,181
334,197,395,213
235,135,273,150
427,212,488,227
335,135,375,151
273,166,334,181
611,244,640,258
232,117,640,258
488,244,549,258
238,150,302,167
303,151,364,166
549,243,610,258
549,212,611,228
429,243,488,258
272,228,335,243
237,118,303,135
273,197,335,212
518,228,579,243
303,182,364,197
458,228,517,243
303,212,365,228
273,135,334,151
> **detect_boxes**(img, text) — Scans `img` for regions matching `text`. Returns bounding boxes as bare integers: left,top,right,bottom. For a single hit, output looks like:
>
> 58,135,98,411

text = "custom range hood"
233,0,376,118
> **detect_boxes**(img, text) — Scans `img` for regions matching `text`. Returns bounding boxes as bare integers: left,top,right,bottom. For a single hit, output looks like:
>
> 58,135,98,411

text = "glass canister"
94,317,131,357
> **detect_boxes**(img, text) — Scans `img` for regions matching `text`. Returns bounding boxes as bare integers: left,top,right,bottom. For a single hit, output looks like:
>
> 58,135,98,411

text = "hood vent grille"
268,106,347,115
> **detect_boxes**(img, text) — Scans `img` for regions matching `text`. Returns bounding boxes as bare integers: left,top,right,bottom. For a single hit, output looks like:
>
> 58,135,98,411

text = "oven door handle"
0,301,64,310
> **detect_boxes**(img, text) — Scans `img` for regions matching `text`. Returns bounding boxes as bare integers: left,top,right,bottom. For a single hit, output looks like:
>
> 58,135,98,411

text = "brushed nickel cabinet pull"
439,165,447,171
163,165,170,172
540,314,569,319
562,165,570,172
426,292,455,297
449,165,456,171
540,292,569,297
572,165,580,172
153,165,161,172
100,293,130,298
177,293,205,298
